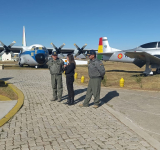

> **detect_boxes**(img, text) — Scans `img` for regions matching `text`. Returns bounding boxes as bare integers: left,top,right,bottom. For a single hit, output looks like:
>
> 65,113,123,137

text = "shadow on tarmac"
62,88,119,107
107,70,143,74
100,91,119,106
88,90,119,107
61,88,87,104
0,77,13,87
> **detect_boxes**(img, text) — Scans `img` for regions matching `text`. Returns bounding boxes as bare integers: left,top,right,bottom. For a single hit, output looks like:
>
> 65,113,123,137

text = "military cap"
52,51,58,56
87,50,96,56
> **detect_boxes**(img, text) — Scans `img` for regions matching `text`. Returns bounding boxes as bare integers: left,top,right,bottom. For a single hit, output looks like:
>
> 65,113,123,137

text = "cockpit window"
31,46,47,50
31,46,36,50
43,47,46,50
38,47,42,50
140,42,157,48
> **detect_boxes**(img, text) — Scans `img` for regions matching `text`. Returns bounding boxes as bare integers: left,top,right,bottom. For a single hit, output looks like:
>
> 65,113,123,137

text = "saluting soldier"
47,51,64,102
79,50,105,108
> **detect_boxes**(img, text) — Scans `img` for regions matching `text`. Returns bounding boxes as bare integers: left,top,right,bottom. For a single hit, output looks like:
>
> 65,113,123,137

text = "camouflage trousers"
51,74,63,99
83,77,102,106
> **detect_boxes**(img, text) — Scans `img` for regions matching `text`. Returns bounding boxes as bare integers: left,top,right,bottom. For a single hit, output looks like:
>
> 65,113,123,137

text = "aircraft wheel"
156,68,160,74
35,66,38,69
19,62,23,67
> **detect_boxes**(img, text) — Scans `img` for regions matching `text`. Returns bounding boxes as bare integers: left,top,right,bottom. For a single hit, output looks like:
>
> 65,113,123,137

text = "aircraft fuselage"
19,45,49,67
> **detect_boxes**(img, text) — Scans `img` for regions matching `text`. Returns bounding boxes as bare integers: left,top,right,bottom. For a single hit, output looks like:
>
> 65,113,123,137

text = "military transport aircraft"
0,26,95,68
97,37,160,75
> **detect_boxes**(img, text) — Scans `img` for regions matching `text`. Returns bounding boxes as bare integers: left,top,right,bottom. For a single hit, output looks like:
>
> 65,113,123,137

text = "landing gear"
35,66,38,69
19,62,23,67
143,61,153,76
156,68,160,74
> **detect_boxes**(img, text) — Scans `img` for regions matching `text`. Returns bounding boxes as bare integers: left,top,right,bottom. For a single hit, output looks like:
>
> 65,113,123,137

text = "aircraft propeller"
74,43,87,57
0,41,16,57
50,43,65,57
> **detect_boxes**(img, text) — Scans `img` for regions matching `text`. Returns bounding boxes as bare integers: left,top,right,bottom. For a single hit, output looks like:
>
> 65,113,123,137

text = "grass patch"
2,61,160,91
0,61,18,64
0,81,18,100
75,61,160,91
135,75,143,88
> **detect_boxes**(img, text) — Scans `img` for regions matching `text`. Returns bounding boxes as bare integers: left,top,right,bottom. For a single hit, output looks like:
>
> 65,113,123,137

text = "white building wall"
2,53,11,61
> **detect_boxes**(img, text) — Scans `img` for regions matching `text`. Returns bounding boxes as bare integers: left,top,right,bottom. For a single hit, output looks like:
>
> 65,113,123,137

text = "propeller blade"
59,43,65,49
10,51,15,57
74,43,80,49
60,53,64,58
8,41,16,47
0,51,5,56
51,43,57,49
82,44,87,49
75,52,80,58
82,52,86,57
0,41,5,47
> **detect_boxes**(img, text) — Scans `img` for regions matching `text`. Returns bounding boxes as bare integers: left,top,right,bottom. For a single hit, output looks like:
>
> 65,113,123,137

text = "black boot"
69,98,74,105
64,98,71,105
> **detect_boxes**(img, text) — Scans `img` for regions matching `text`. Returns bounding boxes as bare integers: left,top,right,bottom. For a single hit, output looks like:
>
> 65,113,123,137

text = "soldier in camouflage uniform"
47,51,64,102
79,50,105,108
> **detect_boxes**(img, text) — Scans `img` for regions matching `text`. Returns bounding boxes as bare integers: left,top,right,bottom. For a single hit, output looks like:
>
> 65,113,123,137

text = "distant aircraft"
97,37,160,75
0,26,97,67
0,26,50,68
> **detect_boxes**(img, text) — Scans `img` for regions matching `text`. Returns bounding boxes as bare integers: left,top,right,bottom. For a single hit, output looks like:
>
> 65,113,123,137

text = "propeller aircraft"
0,26,97,67
97,37,160,75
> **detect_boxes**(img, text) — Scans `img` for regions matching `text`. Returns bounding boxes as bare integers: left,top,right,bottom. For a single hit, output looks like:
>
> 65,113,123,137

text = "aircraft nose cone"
35,53,46,64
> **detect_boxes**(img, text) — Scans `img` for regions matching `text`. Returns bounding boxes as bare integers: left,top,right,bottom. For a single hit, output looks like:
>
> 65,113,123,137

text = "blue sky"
0,0,160,50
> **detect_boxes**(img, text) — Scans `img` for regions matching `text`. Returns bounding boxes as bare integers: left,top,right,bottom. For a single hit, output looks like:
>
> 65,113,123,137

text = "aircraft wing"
97,52,113,55
125,51,160,65
0,46,22,53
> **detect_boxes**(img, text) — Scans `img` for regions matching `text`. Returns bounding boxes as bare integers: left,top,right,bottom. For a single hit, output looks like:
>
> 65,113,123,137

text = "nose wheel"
19,62,23,67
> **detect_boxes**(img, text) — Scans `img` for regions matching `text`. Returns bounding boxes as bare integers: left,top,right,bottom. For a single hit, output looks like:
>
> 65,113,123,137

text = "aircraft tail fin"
97,37,111,60
22,26,26,46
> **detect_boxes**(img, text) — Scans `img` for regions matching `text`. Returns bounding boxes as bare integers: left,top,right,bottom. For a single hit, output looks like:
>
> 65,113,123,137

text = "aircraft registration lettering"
118,53,123,59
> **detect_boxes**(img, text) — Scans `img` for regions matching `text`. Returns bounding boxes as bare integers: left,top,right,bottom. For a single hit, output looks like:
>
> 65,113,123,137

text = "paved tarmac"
100,87,160,142
0,70,158,150
0,101,17,120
